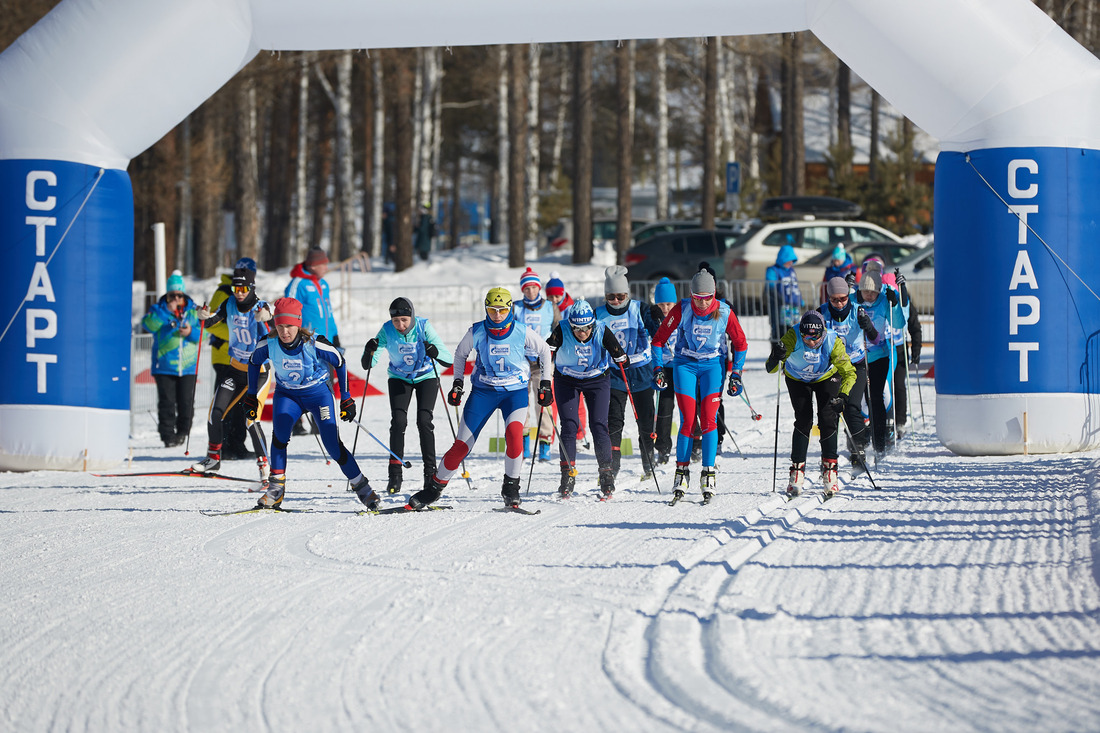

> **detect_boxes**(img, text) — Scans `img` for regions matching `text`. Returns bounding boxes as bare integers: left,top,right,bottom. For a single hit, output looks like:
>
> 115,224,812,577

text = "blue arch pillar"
935,148,1100,454
0,160,133,470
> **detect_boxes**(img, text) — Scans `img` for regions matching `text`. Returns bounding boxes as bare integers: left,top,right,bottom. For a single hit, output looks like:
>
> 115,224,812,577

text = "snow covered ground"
4,246,1100,732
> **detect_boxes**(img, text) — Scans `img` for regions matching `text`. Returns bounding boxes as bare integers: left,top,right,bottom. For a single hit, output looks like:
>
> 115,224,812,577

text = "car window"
847,226,894,243
592,221,618,240
801,226,834,250
684,234,717,256
763,229,800,247
913,251,934,271
720,235,738,252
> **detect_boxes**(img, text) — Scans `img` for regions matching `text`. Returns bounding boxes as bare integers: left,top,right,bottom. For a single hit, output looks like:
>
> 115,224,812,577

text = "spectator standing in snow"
414,203,436,261
142,272,202,447
546,299,628,499
765,244,803,348
243,297,379,511
767,310,857,499
408,287,552,511
361,297,454,496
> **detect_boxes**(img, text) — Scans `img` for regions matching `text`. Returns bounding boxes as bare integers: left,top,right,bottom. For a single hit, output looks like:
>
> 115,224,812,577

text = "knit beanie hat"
604,265,630,295
653,277,677,304
831,245,847,262
519,267,541,291
388,297,414,319
304,248,329,269
545,272,565,297
799,310,826,339
860,270,881,293
166,271,186,295
826,277,849,297
690,269,716,295
231,267,255,289
273,297,303,326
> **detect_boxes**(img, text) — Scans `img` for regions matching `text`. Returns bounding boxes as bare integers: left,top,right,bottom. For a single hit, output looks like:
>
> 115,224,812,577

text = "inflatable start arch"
1,0,1099,469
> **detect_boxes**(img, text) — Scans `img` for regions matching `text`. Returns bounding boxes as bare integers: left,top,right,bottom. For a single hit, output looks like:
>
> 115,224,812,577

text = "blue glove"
726,372,743,397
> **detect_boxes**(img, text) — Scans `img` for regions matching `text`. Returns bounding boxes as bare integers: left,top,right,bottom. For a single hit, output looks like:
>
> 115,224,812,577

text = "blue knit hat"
166,271,186,295
654,277,676,304
546,272,565,297
567,299,596,329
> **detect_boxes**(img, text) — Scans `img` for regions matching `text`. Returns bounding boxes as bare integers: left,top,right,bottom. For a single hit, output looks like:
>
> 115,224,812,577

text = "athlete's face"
391,315,412,333
276,323,299,343
571,325,593,343
486,306,509,324
548,293,564,305
656,302,675,317
233,286,251,302
860,288,879,305
522,284,540,301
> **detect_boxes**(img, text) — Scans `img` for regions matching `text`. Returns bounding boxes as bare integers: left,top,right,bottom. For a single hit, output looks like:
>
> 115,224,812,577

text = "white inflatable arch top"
1,0,1099,469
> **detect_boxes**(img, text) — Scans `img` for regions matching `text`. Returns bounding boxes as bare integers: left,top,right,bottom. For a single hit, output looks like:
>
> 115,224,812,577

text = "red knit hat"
304,248,329,268
519,267,540,291
273,297,303,326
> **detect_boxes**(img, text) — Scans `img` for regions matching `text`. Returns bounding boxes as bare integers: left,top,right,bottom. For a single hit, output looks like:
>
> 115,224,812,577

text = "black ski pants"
154,373,196,444
785,373,841,464
388,377,438,470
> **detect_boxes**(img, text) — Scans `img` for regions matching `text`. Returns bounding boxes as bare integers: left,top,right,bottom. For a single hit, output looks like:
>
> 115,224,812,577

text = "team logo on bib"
398,343,417,354
692,324,712,337
489,344,510,356
282,358,303,371
609,317,628,331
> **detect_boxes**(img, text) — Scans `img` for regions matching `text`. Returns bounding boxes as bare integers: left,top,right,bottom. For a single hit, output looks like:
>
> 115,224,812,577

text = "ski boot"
352,475,380,511
701,467,716,504
558,462,577,498
598,467,615,501
822,459,839,498
256,455,270,486
786,462,806,498
656,450,671,466
386,462,403,495
670,463,690,504
257,473,285,508
409,474,447,510
423,460,437,492
191,444,221,474
538,440,552,463
501,475,522,508
850,444,868,475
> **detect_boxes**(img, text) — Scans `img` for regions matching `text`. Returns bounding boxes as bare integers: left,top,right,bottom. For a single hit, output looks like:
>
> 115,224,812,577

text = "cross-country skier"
361,297,454,495
651,269,748,504
882,270,923,443
596,265,660,480
546,299,628,498
192,266,275,483
767,310,857,498
243,297,379,511
648,277,678,465
408,287,552,510
854,269,900,458
513,267,559,461
817,276,876,469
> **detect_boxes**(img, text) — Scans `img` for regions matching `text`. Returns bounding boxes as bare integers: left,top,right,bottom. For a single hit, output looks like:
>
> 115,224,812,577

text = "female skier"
408,287,552,510
192,266,275,482
360,297,454,495
766,310,857,498
545,299,627,498
651,270,748,504
243,297,379,511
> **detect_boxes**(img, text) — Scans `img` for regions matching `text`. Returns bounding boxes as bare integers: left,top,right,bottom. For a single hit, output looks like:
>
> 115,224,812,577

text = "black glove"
893,269,906,288
828,394,847,413
448,380,464,406
726,371,743,397
241,393,259,422
340,396,356,422
361,338,378,370
910,343,922,366
653,368,668,391
845,271,857,288
537,380,553,407
424,343,439,360
332,335,342,349
765,342,786,372
885,288,898,306
857,307,873,331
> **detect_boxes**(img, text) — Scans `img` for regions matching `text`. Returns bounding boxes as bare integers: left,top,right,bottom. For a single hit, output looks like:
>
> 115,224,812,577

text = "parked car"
794,240,928,286
722,219,903,281
631,218,753,246
759,195,862,222
546,216,649,250
624,229,739,282
892,244,935,308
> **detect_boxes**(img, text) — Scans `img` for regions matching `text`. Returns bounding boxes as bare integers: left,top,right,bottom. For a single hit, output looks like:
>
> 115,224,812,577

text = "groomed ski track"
2,401,1100,730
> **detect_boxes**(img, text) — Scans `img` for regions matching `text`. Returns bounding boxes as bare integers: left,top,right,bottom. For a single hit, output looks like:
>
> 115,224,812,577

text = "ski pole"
548,408,580,483
345,417,411,468
739,388,763,421
916,360,927,426
184,304,206,456
772,359,782,493
525,406,546,496
618,362,661,494
306,413,331,464
839,419,879,491
433,360,474,490
345,365,371,491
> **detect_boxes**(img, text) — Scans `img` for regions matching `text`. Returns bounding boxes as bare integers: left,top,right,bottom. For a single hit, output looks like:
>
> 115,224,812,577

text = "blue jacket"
285,263,339,342
142,295,202,376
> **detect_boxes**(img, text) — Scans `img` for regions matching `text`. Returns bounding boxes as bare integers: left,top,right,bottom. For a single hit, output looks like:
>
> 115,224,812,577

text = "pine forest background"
3,1,1097,284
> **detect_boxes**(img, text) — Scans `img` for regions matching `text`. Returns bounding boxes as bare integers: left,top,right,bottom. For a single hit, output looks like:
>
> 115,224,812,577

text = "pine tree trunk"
495,46,509,245
655,38,669,220
235,78,260,262
718,38,735,176
525,44,542,241
293,52,311,265
335,50,358,262
263,77,293,270
431,48,444,213
837,60,852,178
615,40,634,264
177,117,192,273
702,38,717,230
549,47,568,188
449,155,461,250
792,34,805,196
412,48,424,213
195,104,219,278
371,55,385,258
508,44,528,268
571,41,593,264
417,48,440,209
391,49,415,272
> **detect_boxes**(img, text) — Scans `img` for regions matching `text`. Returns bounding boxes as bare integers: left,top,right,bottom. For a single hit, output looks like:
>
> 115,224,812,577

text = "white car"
722,219,903,281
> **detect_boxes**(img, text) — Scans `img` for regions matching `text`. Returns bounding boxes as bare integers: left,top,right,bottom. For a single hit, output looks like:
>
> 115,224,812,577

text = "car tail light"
624,252,646,266
730,258,749,268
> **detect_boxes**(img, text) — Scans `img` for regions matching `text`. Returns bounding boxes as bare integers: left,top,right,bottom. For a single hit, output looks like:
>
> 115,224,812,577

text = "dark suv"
624,229,738,281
